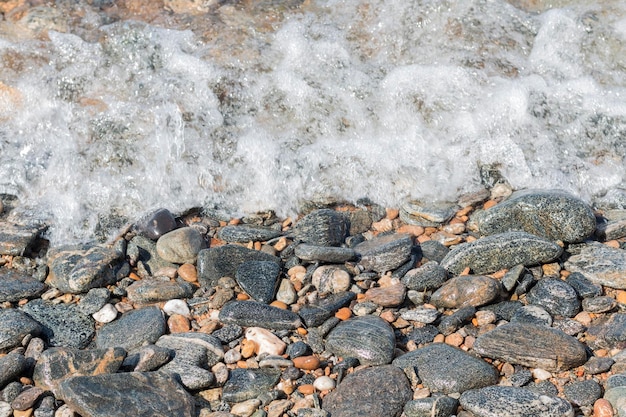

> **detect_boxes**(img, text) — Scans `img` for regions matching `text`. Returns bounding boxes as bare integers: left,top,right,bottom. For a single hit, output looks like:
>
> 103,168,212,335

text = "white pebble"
313,376,335,391
163,299,190,317
532,368,552,381
0,401,11,417
230,398,261,417
55,404,76,417
245,327,286,356
92,304,118,323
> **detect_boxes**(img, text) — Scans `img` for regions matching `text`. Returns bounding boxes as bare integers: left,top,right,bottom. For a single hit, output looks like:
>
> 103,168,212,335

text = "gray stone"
460,386,573,417
127,236,176,276
0,353,28,389
510,305,553,327
582,296,617,313
501,264,525,292
565,272,602,298
219,301,301,330
322,365,411,417
57,371,196,417
584,356,614,375
526,278,580,318
404,396,458,417
0,221,45,256
407,325,440,345
212,324,243,344
473,322,587,371
77,288,111,315
96,306,165,352
0,270,45,302
0,308,43,352
134,208,177,240
607,374,626,390
438,306,476,336
325,315,395,366
22,299,95,349
565,243,626,289
235,261,281,304
430,275,500,309
123,344,173,372
419,240,450,263
290,209,348,247
355,233,413,273
218,225,282,243
222,368,281,403
400,200,457,227
440,232,562,275
156,227,204,264
297,292,355,327
393,343,498,394
402,261,449,292
197,245,280,289
595,209,626,241
600,313,626,347
470,189,596,242
605,387,626,417
294,244,356,263
400,307,440,324
563,379,602,406
126,278,193,304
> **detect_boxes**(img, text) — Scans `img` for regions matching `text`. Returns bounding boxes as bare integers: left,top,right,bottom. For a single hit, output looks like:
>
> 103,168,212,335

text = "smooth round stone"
470,189,596,243
312,265,352,295
401,307,440,324
323,365,411,417
325,315,395,366
224,349,241,364
0,353,28,388
92,304,118,323
218,225,282,243
197,245,280,288
314,376,335,391
126,279,193,304
0,308,42,352
402,261,449,292
291,209,348,247
607,374,626,390
565,242,626,290
582,296,617,313
354,233,413,273
275,279,297,305
460,386,573,417
526,278,580,318
602,313,626,347
584,357,614,375
222,369,281,403
404,396,459,417
135,208,177,240
0,270,45,302
400,200,457,227
565,272,602,298
393,343,498,394
163,299,190,317
440,232,563,275
295,244,356,263
365,283,406,307
128,236,177,276
219,301,302,330
563,380,602,407
419,240,450,263
510,305,553,327
236,261,281,304
96,306,166,352
605,387,626,416
156,227,204,264
430,275,501,309
552,318,585,336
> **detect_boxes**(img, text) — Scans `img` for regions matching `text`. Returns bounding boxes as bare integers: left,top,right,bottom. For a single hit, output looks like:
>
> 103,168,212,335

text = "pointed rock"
219,301,301,330
235,261,281,304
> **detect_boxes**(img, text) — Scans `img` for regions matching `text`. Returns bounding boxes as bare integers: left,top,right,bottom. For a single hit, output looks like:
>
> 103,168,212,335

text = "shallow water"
0,0,625,244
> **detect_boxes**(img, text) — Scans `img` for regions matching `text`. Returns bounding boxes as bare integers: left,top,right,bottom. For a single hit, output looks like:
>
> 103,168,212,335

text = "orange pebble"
491,269,507,279
356,293,366,300
460,267,471,276
229,218,241,225
177,264,197,283
386,208,399,220
240,339,257,359
417,235,430,243
254,241,262,250
13,409,33,417
483,200,497,209
296,327,308,336
293,355,321,370
236,293,250,301
167,314,191,333
129,272,141,281
594,398,614,417
270,300,288,309
236,360,248,369
616,290,626,304
335,307,352,321
397,224,425,237
297,384,315,395
433,334,445,343
605,240,620,248
444,333,464,347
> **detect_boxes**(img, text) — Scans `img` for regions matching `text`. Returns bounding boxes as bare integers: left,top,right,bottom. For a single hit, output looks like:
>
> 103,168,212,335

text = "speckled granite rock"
354,233,413,273
95,306,165,352
0,308,42,352
0,269,45,302
565,243,626,289
325,315,395,366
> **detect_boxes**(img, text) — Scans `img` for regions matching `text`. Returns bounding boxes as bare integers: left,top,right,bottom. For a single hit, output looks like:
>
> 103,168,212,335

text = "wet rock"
354,233,413,273
219,301,302,330
403,396,459,417
291,209,348,247
565,272,602,298
0,308,43,352
294,244,356,263
222,368,281,403
438,306,476,335
218,225,282,243
393,343,498,394
322,365,411,417
22,299,95,349
33,347,126,396
0,353,28,389
583,296,617,313
235,261,281,304
473,322,587,371
430,275,501,309
510,305,553,327
365,283,406,307
297,292,355,327
526,278,580,318
471,189,596,242
47,244,125,294
0,221,45,256
156,227,204,264
440,232,562,275
311,265,351,295
400,200,457,227
402,261,449,292
325,315,395,366
563,379,602,407
197,245,280,289
127,236,176,276
565,243,626,289
134,208,177,240
419,240,450,263
460,385,574,417
96,306,165,352
0,269,45,302
77,288,111,315
57,371,195,417
126,278,193,304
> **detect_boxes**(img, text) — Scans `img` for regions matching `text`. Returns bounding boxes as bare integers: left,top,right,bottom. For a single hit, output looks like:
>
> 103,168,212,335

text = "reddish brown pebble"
444,333,464,347
177,263,197,282
335,307,352,321
605,240,620,248
616,290,626,304
297,384,315,395
364,283,406,307
379,310,396,323
236,293,250,301
11,387,44,411
483,200,497,209
241,339,257,359
12,409,33,417
386,208,399,220
167,314,190,333
594,399,614,417
292,355,320,370
270,300,288,309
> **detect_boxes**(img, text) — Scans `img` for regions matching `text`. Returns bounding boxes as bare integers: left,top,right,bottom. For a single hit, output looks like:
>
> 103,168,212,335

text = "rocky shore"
1,187,626,417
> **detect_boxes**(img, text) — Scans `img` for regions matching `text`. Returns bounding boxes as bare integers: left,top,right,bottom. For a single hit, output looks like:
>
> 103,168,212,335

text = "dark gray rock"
481,301,523,321
294,244,356,263
0,353,28,389
407,325,440,345
297,292,356,327
563,379,602,406
438,306,476,336
403,395,458,417
607,374,626,390
96,306,165,352
565,242,626,289
509,369,532,387
197,245,280,289
0,221,45,256
126,278,193,304
325,315,395,366
0,270,45,302
291,209,348,247
460,386,573,417
156,227,204,264
322,365,411,417
501,264,525,292
211,324,243,344
440,232,562,275
473,322,587,371
470,189,596,242
393,343,498,394
77,288,111,315
582,296,617,313
218,225,282,243
355,233,413,273
596,209,626,241
0,308,43,352
127,236,176,276
287,341,312,359
22,299,95,349
134,208,177,240
419,240,450,263
235,261,281,304
57,372,195,417
222,368,281,403
565,272,602,298
510,305,553,327
600,313,626,347
402,261,449,291
430,276,501,309
219,301,301,330
526,278,580,318
47,244,125,294
122,344,173,372
584,356,614,375
400,200,457,227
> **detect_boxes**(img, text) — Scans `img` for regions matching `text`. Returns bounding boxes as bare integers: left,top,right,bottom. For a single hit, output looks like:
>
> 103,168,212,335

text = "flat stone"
134,208,177,240
419,240,450,263
311,265,352,296
322,365,411,417
57,371,195,417
565,243,626,289
126,278,194,304
583,296,617,313
563,379,602,407
156,227,204,264
235,261,281,304
403,396,459,417
245,327,286,357
459,386,574,417
365,283,406,307
407,325,440,345
156,333,218,390
127,236,177,276
218,225,282,243
77,288,111,315
400,200,457,227
526,278,580,318
393,343,498,394
96,306,165,352
510,305,553,327
290,209,348,247
596,209,626,241
440,232,562,275
222,368,281,403
0,221,45,256
21,299,95,349
197,245,280,289
473,322,587,371
0,308,43,352
47,244,125,294
565,272,602,298
438,306,476,336
0,269,45,302
219,301,302,330
11,386,44,411
430,275,501,309
294,244,356,263
470,189,596,243
325,315,395,366
401,307,440,324
402,261,449,292
354,233,413,273
33,347,126,396
0,353,28,389
297,292,356,327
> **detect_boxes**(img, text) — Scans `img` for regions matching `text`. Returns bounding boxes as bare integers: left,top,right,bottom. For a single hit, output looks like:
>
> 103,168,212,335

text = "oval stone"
460,386,574,417
291,209,348,247
218,225,282,243
134,208,177,240
156,227,204,264
325,315,395,366
430,275,501,309
354,233,413,273
219,301,302,330
526,278,580,318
